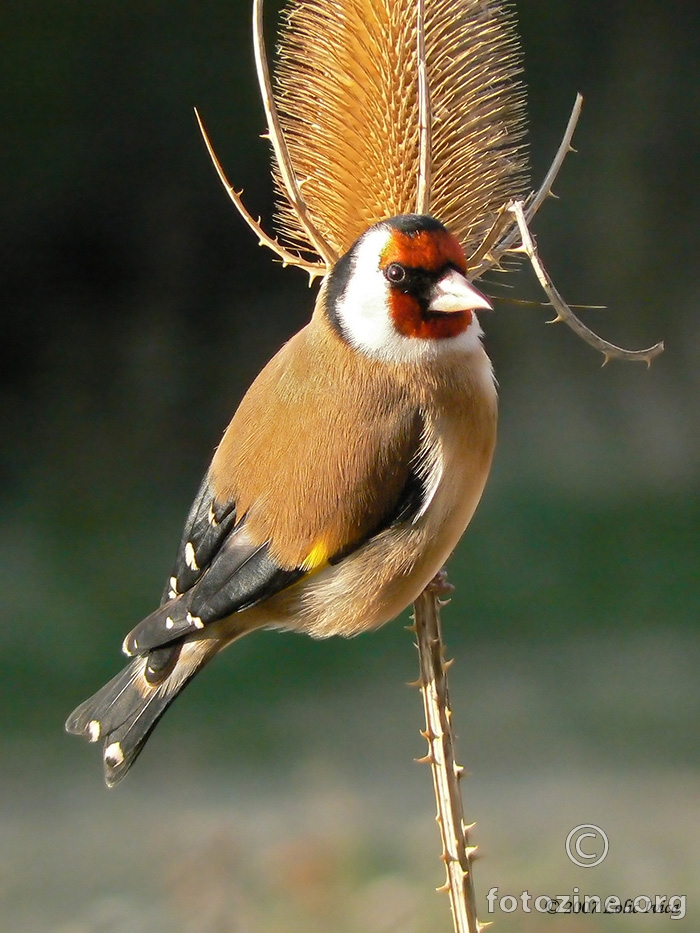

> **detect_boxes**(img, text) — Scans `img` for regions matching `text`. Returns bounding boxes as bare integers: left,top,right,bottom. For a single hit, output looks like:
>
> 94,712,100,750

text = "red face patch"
388,294,472,339
380,229,472,340
380,229,467,275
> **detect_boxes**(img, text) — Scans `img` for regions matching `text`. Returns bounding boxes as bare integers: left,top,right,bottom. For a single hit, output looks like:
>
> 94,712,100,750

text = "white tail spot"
104,742,124,767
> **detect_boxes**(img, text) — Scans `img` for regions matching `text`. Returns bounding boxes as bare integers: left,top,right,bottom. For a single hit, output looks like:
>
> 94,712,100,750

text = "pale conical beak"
428,269,493,314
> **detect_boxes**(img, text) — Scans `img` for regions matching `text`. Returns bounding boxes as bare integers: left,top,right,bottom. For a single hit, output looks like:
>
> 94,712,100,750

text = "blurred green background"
1,0,698,930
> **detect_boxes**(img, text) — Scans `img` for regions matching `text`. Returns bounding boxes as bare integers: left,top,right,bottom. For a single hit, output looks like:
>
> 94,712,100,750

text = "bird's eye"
385,262,407,285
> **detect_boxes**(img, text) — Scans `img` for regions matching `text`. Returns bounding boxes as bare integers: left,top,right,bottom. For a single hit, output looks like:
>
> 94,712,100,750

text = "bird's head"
323,214,492,363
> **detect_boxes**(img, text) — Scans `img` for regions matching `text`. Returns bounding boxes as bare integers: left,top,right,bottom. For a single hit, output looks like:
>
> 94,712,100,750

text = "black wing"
159,474,238,604
124,473,303,655
127,446,430,657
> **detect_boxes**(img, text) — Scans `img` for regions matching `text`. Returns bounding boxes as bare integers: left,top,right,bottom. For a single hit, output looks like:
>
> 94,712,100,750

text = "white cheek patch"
335,228,395,355
334,227,486,364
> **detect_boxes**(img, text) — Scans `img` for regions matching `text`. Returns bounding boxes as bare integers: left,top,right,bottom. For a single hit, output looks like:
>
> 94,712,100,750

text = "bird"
66,0,659,785
66,0,532,786
66,212,498,786
71,0,655,786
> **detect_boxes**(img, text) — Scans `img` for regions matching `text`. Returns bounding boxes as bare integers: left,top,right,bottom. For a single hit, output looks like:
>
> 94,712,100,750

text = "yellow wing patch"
301,541,331,572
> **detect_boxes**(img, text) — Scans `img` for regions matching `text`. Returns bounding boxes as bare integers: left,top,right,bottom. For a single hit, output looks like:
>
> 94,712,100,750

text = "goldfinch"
66,213,497,785
67,0,659,786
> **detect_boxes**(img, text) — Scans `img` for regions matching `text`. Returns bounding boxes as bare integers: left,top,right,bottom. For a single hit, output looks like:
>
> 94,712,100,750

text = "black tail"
66,641,214,786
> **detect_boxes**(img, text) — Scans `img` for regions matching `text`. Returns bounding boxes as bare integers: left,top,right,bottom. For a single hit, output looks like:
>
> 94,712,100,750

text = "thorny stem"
465,204,512,277
194,109,327,283
468,94,583,277
524,94,583,220
412,574,486,933
252,0,338,266
467,94,663,365
509,200,665,365
415,0,432,215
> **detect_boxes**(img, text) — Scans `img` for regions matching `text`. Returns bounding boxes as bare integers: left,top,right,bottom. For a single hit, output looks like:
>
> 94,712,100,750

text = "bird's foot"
426,569,454,597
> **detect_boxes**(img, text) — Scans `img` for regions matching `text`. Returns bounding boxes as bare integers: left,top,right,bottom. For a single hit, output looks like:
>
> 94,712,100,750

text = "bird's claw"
426,569,455,596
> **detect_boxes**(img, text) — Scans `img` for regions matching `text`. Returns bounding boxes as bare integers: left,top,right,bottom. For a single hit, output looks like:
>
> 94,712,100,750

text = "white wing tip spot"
207,504,218,527
88,720,101,742
104,742,124,767
165,616,175,630
185,542,199,571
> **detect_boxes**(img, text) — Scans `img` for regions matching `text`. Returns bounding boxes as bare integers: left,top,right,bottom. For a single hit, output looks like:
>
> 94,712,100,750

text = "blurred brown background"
1,1,698,929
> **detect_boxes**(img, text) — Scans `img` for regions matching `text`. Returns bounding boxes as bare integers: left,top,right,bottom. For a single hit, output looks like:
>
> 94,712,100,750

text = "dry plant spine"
412,572,489,933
